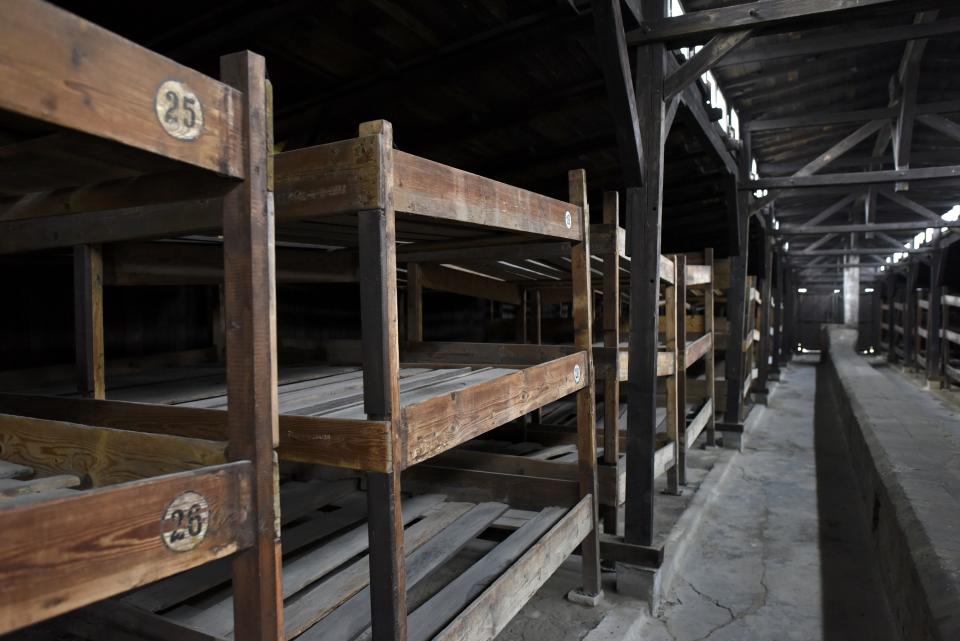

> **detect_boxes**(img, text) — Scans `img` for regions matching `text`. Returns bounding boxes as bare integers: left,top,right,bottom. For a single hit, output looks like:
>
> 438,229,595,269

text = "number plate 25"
162,491,210,552
155,80,204,141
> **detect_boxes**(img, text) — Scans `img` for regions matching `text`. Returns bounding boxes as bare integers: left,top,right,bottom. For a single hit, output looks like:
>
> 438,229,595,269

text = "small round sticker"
155,80,204,141
573,364,582,384
162,491,209,552
564,211,573,229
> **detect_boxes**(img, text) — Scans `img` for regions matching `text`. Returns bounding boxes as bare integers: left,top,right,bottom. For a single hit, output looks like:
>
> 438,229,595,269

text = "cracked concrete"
635,358,900,641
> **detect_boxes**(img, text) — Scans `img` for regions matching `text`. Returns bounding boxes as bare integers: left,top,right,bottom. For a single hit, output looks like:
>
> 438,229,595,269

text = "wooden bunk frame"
0,2,281,638
1,117,603,640
944,291,960,388
710,257,754,424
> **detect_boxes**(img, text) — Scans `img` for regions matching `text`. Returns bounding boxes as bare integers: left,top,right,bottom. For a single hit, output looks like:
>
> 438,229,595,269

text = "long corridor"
636,358,899,641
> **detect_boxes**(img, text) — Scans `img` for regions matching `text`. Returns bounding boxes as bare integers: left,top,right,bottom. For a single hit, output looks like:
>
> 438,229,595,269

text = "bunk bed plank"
0,473,80,498
393,151,582,241
685,399,714,449
0,413,227,485
0,461,254,635
402,351,588,466
431,495,592,641
685,333,714,367
0,0,244,177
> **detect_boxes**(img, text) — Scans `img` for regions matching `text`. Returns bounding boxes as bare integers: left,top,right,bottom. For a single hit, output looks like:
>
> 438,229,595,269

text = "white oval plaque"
162,491,209,552
155,80,204,141
573,363,582,384
564,210,573,229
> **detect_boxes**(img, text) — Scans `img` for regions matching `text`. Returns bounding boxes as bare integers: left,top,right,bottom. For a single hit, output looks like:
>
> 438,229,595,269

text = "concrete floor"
631,357,900,641
496,358,903,641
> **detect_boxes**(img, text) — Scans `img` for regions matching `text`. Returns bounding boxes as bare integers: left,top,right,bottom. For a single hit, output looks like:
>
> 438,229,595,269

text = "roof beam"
795,193,859,228
627,0,919,47
717,15,960,68
745,165,960,190
917,113,960,144
781,220,959,234
893,12,938,184
788,246,932,256
662,28,753,102
877,190,945,222
747,100,960,132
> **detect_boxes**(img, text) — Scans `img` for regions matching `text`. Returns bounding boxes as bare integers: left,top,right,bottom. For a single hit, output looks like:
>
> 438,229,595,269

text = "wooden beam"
418,264,523,306
74,244,105,400
719,15,960,69
0,0,244,177
219,51,283,641
917,113,960,144
0,461,254,636
357,120,405,641
796,193,859,229
788,247,932,256
663,28,753,102
592,0,644,187
568,168,601,598
782,220,959,234
748,99,960,132
627,0,912,47
600,192,620,534
878,190,946,223
746,165,960,189
893,12,938,180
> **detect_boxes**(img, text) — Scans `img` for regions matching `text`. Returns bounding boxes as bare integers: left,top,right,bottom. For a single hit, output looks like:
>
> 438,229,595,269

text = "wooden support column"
664,266,680,495
406,263,423,342
756,224,773,397
624,28,666,547
771,245,783,376
887,267,898,362
723,207,749,426
73,244,105,399
673,255,688,486
905,260,919,366
358,120,406,641
569,169,602,597
601,192,621,534
220,51,283,641
926,234,945,384
704,248,717,446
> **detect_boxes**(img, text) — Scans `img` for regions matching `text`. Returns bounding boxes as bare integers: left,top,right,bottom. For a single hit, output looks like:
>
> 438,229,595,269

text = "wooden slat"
0,413,226,486
685,399,713,450
0,474,80,498
403,341,576,367
274,137,383,220
685,264,712,286
393,150,582,241
0,0,243,177
74,244,105,399
431,496,592,641
402,352,588,466
685,333,713,368
419,264,522,305
653,442,674,480
660,254,675,284
0,462,254,635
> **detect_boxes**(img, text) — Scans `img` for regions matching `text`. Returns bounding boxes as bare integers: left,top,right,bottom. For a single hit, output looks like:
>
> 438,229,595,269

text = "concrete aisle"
636,358,900,641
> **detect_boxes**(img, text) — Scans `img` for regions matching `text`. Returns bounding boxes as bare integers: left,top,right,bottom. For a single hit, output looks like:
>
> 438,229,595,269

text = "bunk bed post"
771,244,783,378
887,268,897,362
219,51,284,641
705,248,717,446
905,260,918,366
407,263,423,342
569,169,603,600
601,191,620,534
664,260,680,494
756,229,772,399
357,119,406,641
519,289,529,343
722,213,749,441
73,243,105,399
926,235,945,386
675,255,688,484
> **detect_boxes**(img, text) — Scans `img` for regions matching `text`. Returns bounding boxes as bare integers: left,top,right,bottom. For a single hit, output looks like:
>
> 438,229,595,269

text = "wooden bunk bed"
0,1,282,638
1,119,603,639
944,290,960,388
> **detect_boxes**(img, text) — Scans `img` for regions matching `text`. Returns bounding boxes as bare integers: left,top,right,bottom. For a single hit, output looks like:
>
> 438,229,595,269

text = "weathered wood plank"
0,462,254,635
0,0,243,176
393,150,582,241
402,352,588,466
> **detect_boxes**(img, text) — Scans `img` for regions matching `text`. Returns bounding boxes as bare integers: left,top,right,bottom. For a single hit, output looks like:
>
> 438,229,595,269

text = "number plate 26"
155,80,204,141
162,491,210,552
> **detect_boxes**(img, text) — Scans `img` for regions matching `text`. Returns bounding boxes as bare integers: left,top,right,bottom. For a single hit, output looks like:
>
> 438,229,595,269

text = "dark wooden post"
624,24,666,546
905,260,919,366
569,169,602,598
406,263,423,343
782,266,794,361
771,243,783,376
927,234,945,385
756,222,772,398
722,137,750,435
74,243,105,399
704,247,717,445
600,192,620,534
887,267,897,362
675,254,688,484
358,120,406,641
220,51,284,641
872,287,882,352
